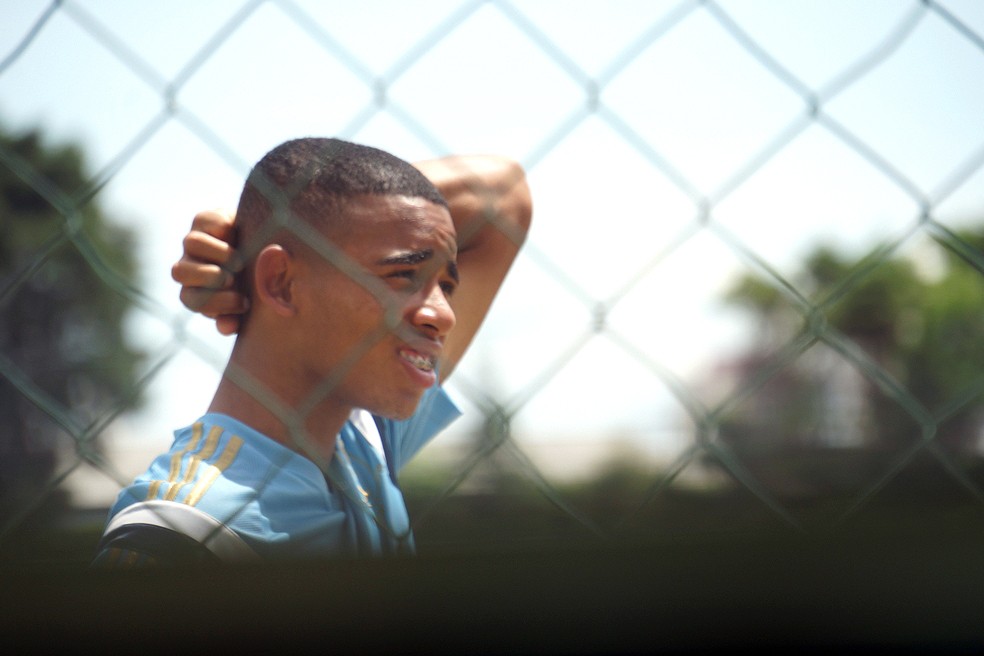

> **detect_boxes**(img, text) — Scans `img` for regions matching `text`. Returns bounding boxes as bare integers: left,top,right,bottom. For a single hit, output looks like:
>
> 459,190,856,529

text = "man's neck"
208,366,348,465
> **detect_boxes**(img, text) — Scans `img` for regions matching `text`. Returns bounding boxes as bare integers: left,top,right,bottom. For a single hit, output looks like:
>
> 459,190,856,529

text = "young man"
93,138,532,566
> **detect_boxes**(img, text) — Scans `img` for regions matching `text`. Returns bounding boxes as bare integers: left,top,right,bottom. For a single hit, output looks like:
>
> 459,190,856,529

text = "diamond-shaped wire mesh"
2,0,984,561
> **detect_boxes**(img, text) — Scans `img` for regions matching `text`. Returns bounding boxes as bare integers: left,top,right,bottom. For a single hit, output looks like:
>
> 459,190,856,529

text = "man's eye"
440,281,457,297
386,270,418,287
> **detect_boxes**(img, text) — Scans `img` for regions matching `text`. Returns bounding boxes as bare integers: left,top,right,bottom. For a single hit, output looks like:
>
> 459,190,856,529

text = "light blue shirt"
104,384,460,560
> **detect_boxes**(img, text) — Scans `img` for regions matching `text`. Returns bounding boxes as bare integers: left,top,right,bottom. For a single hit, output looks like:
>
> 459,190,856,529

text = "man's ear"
253,244,296,317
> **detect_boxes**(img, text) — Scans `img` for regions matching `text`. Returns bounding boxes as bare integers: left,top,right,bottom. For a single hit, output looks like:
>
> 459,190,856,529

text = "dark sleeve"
91,523,221,569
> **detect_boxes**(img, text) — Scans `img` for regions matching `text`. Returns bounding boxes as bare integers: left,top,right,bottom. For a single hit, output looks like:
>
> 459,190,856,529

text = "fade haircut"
235,137,447,292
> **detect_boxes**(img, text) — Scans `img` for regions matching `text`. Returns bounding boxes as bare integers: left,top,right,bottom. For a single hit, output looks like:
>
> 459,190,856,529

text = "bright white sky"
3,0,984,484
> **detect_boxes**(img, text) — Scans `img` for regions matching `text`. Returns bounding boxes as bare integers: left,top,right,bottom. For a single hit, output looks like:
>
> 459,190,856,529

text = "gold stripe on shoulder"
148,422,203,501
184,435,244,507
164,425,223,502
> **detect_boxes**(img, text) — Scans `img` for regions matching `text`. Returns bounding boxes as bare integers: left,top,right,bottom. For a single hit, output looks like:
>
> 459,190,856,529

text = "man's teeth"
401,350,434,371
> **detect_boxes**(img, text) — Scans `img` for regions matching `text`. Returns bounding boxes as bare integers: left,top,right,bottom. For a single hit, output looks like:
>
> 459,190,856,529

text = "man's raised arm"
413,155,532,380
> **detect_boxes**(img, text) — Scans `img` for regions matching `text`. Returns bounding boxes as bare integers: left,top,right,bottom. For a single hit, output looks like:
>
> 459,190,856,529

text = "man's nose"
411,284,456,338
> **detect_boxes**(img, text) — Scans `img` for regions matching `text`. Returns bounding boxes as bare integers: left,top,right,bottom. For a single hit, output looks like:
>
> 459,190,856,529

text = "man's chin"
372,396,424,421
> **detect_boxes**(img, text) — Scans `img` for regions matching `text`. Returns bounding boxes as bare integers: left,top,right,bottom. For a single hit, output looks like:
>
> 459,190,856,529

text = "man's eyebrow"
378,249,459,284
378,249,433,267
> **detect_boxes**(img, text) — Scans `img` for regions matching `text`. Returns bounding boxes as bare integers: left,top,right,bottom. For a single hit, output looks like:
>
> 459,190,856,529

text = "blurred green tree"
719,227,984,458
0,126,143,528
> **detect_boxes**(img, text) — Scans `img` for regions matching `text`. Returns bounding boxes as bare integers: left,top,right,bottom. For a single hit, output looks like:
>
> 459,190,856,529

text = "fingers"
190,209,237,243
172,209,240,285
181,227,240,272
173,209,246,336
179,287,249,317
215,314,242,336
171,258,234,290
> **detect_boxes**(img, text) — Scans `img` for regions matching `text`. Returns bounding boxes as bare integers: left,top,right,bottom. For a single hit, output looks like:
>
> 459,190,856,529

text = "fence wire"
2,0,984,559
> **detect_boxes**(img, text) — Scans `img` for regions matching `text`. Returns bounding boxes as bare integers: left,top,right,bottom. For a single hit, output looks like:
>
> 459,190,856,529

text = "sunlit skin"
207,195,458,463
173,154,533,465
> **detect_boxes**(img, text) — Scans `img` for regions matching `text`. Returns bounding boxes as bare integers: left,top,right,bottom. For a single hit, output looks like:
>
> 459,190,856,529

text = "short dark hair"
235,137,447,266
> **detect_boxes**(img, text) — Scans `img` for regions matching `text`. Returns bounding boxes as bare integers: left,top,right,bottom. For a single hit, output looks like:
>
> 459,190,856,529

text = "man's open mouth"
400,348,435,372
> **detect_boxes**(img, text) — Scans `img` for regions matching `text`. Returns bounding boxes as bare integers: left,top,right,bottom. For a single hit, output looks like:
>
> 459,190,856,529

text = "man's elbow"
499,158,533,240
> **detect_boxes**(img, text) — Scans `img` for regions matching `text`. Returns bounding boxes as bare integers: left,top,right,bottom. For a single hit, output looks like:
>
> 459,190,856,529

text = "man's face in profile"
290,194,458,421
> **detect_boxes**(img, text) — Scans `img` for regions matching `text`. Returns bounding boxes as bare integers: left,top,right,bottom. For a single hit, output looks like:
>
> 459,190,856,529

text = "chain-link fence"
6,0,984,651
3,0,984,573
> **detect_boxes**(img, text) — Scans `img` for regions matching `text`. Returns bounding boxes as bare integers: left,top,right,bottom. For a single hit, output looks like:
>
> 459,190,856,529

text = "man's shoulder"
92,499,261,568
171,415,333,503
102,415,333,547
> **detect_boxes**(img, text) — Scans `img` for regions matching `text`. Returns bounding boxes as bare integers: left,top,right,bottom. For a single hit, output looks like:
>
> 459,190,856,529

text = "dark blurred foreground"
4,446,984,654
3,512,984,655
